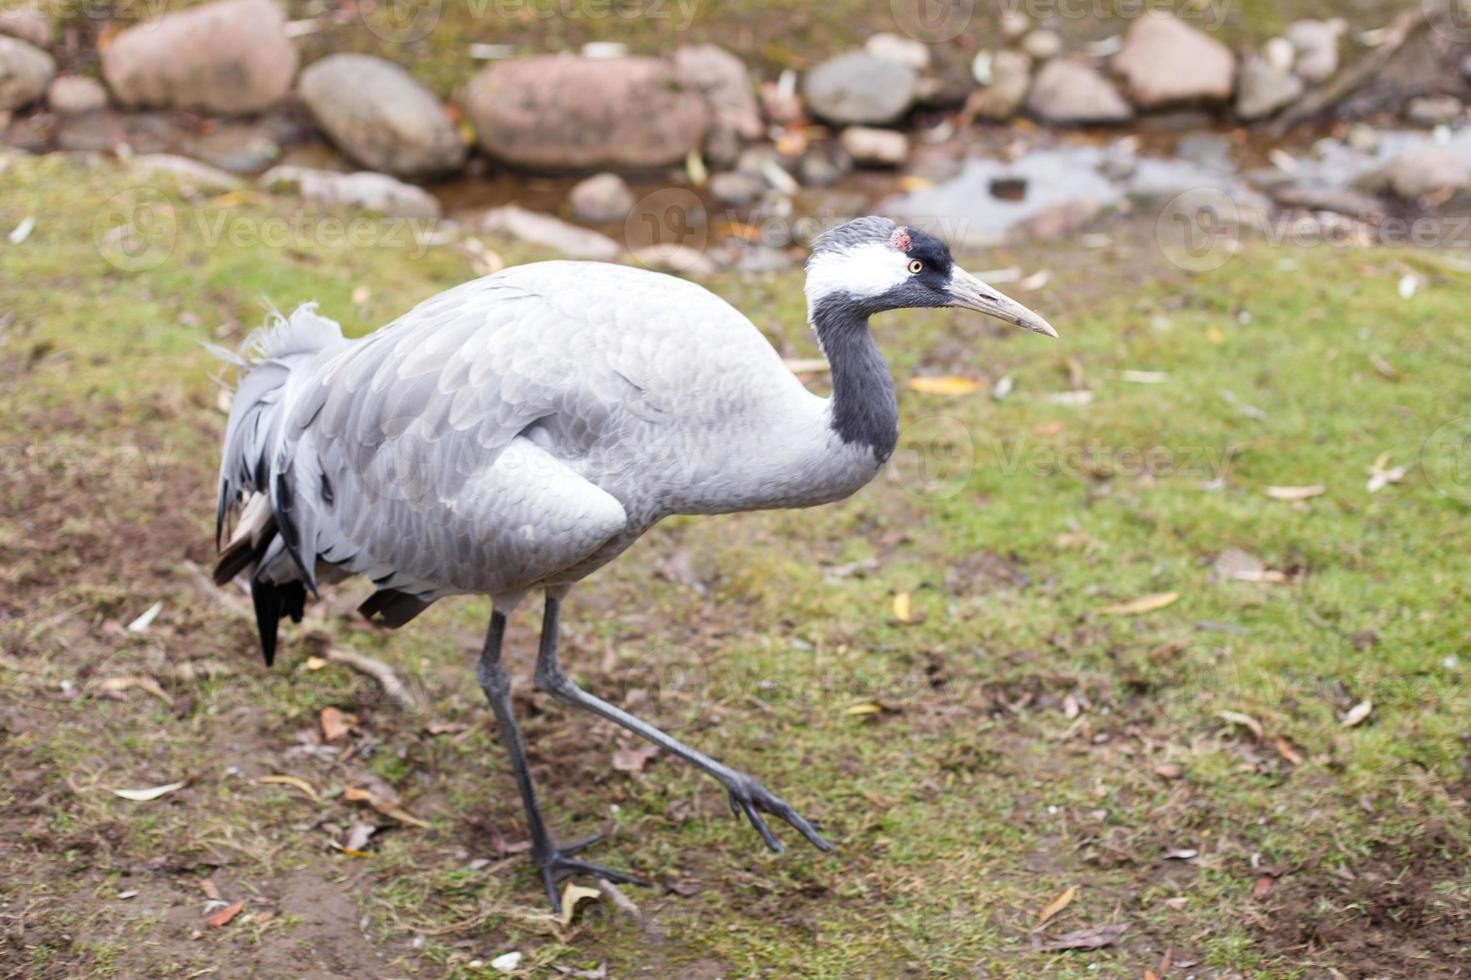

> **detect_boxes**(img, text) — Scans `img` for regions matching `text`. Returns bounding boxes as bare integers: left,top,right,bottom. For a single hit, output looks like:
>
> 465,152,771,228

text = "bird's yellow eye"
907,259,924,274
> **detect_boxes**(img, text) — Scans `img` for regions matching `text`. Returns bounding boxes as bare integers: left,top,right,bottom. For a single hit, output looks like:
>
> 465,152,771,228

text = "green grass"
2,152,1471,977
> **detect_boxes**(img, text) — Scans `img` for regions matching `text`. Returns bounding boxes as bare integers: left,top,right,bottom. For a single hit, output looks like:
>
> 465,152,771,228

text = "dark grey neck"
811,298,899,463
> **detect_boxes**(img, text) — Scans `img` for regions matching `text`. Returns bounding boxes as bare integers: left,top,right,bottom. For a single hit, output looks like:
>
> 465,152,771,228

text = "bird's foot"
535,843,648,914
725,775,835,854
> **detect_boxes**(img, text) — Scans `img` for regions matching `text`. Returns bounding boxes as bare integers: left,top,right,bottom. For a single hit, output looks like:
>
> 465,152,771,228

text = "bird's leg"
475,610,647,913
533,594,834,855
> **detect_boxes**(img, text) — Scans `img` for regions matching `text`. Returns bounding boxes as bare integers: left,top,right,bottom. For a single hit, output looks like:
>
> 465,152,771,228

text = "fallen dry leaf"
1365,452,1406,494
1274,736,1304,766
1218,710,1264,740
892,591,913,623
1039,922,1128,951
845,702,883,716
1266,485,1325,501
1037,885,1077,925
1252,874,1275,900
343,785,430,828
199,878,222,902
611,743,659,774
1098,592,1179,616
343,820,377,852
560,882,602,927
110,781,187,802
320,706,356,742
94,675,173,705
205,900,245,928
907,376,980,396
1341,700,1374,728
257,774,321,803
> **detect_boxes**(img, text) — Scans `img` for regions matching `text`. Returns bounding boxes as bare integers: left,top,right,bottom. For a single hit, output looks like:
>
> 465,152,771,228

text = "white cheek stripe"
804,242,911,312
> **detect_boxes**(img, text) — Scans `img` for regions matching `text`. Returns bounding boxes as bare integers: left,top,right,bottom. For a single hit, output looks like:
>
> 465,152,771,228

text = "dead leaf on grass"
257,774,321,803
342,820,377,852
319,706,357,742
1265,485,1325,501
559,882,602,927
110,781,187,802
1274,736,1304,765
1038,922,1128,951
845,702,883,716
1341,700,1373,727
1036,885,1076,925
891,591,912,623
1217,710,1264,740
343,785,430,828
205,900,245,928
94,675,173,705
612,743,659,773
907,375,980,396
1098,592,1178,616
1365,453,1406,494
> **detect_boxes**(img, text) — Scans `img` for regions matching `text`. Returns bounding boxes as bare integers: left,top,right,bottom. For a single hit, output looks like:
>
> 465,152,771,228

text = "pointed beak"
946,268,1057,338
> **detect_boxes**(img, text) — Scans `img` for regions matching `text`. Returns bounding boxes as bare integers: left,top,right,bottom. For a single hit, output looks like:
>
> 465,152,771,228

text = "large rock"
0,8,49,48
299,54,463,178
1356,145,1471,200
463,55,707,170
101,0,297,115
1235,56,1303,120
968,50,1031,121
481,205,620,259
1025,60,1131,125
1112,13,1235,109
801,51,916,125
673,44,761,145
0,35,52,111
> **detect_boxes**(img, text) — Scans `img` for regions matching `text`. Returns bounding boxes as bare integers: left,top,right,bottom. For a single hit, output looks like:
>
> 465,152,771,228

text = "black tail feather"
250,577,307,668
358,589,432,629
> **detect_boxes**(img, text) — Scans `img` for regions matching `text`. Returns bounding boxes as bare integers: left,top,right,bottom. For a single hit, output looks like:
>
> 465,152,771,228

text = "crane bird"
214,215,1055,910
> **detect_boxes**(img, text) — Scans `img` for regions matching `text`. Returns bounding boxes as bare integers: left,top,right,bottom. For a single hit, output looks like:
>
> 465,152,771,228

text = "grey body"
232,262,880,613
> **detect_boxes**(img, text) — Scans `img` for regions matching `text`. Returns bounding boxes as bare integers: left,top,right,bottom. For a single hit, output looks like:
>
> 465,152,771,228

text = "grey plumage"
212,217,1056,908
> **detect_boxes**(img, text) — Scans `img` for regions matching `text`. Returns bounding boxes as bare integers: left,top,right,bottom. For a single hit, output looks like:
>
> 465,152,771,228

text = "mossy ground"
3,152,1471,978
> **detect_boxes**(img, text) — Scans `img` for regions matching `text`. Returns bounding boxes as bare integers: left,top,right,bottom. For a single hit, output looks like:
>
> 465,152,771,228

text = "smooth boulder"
1025,60,1131,125
463,56,708,170
0,35,52,111
802,51,916,125
1235,56,1303,120
1112,13,1235,109
299,54,464,178
101,0,297,115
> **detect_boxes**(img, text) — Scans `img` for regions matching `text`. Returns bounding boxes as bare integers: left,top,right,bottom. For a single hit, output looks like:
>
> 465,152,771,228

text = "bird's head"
804,216,1056,338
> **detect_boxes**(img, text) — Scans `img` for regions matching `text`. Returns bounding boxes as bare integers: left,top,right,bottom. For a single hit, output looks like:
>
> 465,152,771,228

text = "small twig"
325,647,423,713
596,879,659,938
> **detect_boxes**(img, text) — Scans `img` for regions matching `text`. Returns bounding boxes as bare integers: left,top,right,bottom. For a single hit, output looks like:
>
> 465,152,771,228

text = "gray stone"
628,243,716,277
179,121,282,174
1345,123,1379,153
463,55,708,170
1407,95,1463,126
839,126,909,167
1025,60,1131,125
0,8,49,48
481,204,620,258
46,75,107,114
101,0,298,115
1285,18,1344,84
262,166,440,218
801,51,916,125
0,36,52,111
968,50,1030,121
1112,13,1235,109
674,44,761,152
299,54,464,178
999,10,1030,41
1356,144,1471,199
708,170,765,206
568,172,635,224
1235,55,1303,120
797,149,849,187
913,46,974,107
